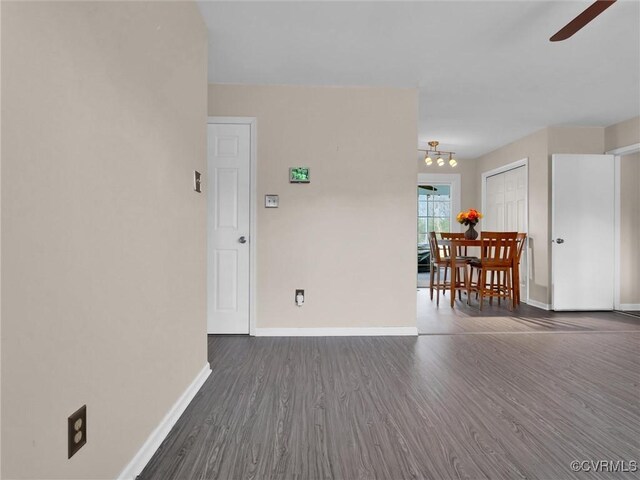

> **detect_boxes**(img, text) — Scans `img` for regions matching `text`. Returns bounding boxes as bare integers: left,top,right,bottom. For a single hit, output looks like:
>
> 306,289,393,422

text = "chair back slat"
440,232,467,256
428,231,442,262
480,232,516,267
515,232,527,262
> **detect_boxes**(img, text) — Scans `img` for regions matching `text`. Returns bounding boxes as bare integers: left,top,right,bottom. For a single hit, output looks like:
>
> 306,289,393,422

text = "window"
417,185,451,245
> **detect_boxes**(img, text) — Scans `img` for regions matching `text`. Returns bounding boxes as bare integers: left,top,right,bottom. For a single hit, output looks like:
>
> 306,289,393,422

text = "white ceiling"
197,0,640,159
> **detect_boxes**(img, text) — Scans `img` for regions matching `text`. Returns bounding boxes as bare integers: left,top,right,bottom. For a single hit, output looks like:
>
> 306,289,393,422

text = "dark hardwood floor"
139,310,640,480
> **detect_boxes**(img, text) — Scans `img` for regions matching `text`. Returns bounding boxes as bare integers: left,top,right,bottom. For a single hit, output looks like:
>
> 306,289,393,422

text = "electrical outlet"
68,405,87,459
295,289,305,306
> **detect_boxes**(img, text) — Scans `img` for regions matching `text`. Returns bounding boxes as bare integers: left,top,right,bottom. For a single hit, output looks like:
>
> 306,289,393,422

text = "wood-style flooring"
139,308,640,480
417,288,640,335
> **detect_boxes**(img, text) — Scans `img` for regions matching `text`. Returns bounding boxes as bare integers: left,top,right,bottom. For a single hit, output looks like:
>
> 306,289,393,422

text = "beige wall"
620,153,640,306
209,84,418,329
605,116,640,151
474,128,550,304
605,117,640,307
473,127,606,306
548,126,604,154
1,2,207,479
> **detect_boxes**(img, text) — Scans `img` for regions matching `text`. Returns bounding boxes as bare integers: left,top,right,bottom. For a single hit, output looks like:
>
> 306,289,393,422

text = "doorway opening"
416,173,460,289
417,184,451,288
613,148,640,314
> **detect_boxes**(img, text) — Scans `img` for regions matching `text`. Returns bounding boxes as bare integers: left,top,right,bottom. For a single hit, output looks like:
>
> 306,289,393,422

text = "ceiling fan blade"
550,0,616,42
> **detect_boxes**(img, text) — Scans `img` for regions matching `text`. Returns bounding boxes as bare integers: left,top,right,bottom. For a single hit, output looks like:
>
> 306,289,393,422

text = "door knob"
555,238,564,244
238,236,247,244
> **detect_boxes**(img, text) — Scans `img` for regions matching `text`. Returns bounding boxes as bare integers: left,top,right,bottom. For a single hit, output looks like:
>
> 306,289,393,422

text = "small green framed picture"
289,167,310,183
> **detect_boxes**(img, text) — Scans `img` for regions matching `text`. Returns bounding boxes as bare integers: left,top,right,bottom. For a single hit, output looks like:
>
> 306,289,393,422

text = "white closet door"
484,165,528,301
485,174,505,231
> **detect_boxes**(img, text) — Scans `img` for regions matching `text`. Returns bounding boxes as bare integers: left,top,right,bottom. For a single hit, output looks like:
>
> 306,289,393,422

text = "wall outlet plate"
265,194,279,208
68,405,87,459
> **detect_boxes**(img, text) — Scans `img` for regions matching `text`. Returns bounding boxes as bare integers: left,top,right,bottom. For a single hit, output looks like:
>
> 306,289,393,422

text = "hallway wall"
1,2,207,478
209,84,418,330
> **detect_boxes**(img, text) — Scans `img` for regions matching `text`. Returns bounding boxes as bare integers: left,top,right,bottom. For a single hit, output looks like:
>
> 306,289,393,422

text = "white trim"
613,155,621,310
255,327,419,337
606,143,640,156
480,158,529,303
620,304,640,311
417,173,461,233
606,143,640,311
207,117,257,336
551,156,557,310
526,299,551,311
118,363,212,480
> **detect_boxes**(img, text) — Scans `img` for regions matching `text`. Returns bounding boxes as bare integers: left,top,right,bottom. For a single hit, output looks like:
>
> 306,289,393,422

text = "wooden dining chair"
428,232,469,306
474,231,519,306
439,232,477,296
468,232,517,310
514,232,527,306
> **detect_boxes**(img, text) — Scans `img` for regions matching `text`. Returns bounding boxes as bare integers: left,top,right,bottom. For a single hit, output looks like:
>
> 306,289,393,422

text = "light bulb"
425,156,433,166
437,157,444,166
449,158,457,167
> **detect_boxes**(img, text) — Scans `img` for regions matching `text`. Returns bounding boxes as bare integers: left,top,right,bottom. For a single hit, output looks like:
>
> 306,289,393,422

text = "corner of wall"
605,116,640,152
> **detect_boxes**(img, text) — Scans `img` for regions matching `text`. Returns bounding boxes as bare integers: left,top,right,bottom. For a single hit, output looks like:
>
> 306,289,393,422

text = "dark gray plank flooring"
139,320,640,479
417,288,640,335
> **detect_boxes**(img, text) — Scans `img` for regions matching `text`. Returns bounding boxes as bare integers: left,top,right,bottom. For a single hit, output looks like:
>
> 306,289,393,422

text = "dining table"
437,238,521,308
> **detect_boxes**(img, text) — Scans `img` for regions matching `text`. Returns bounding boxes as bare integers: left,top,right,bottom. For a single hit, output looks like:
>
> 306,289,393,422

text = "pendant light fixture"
419,141,457,168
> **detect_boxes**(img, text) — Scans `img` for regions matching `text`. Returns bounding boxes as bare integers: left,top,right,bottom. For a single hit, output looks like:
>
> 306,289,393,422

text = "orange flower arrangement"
456,208,483,226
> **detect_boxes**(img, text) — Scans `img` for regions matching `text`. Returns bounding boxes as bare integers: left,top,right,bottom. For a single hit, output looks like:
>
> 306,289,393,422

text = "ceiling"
197,1,640,159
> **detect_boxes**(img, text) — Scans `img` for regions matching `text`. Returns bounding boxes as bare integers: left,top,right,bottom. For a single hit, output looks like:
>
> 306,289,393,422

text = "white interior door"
207,123,251,334
552,154,614,310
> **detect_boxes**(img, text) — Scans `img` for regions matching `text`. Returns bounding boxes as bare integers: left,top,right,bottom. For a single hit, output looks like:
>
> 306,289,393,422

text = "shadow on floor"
417,287,640,335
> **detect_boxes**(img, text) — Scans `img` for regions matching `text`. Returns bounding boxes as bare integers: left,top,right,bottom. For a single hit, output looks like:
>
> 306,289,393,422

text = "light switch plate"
194,171,202,193
265,194,279,208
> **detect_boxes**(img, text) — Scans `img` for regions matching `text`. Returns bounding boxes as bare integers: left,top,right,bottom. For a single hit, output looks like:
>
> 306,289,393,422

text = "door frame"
480,157,529,304
207,116,257,335
417,173,462,233
606,142,640,311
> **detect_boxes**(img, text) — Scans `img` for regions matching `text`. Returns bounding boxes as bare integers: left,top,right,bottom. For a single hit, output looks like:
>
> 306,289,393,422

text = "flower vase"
464,223,478,240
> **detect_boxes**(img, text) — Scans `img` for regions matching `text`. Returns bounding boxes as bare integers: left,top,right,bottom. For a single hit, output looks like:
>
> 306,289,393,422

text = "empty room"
1,1,639,479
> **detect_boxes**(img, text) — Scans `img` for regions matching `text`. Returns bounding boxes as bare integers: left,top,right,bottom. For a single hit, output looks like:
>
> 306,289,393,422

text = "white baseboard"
620,303,640,311
526,299,551,311
255,327,418,337
118,363,212,480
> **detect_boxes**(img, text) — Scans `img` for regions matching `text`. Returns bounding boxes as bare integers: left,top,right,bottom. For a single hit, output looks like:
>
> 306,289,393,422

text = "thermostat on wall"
289,167,310,183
